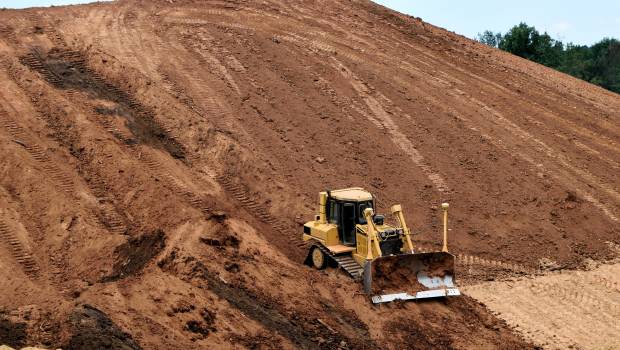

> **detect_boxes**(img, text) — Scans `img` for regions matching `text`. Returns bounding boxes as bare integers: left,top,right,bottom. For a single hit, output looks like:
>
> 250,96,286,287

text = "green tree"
498,23,563,68
478,22,620,94
477,30,503,48
559,44,592,79
499,23,538,59
588,38,620,92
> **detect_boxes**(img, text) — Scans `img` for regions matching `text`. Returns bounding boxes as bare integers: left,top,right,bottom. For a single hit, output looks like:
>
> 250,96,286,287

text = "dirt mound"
64,305,141,350
103,229,166,282
0,317,27,349
0,0,617,348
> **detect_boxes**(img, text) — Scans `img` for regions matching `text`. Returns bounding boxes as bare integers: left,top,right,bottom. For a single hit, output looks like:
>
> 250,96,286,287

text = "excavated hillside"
0,0,618,349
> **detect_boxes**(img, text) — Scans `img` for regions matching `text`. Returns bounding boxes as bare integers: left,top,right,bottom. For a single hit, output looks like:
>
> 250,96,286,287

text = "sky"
1,0,101,9
374,0,620,45
2,0,619,45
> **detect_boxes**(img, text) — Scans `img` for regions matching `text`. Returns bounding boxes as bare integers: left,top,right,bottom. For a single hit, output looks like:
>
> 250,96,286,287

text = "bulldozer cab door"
341,202,356,246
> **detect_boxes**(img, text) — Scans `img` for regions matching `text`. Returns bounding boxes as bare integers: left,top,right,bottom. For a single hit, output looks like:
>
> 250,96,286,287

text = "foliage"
477,23,620,94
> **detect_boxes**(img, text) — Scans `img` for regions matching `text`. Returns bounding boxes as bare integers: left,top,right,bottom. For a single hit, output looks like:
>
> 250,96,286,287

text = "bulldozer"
302,188,460,303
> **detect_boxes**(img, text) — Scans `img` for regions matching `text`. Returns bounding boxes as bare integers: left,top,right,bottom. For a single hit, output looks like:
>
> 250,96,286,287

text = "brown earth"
0,0,618,349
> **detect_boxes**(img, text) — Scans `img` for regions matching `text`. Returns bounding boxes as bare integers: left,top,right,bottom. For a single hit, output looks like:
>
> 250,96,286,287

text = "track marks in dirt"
331,58,449,193
0,108,74,193
0,220,40,278
20,48,187,161
139,149,213,219
416,244,539,284
180,30,242,97
158,60,238,134
421,89,620,223
216,174,307,260
0,25,18,44
85,175,128,235
464,263,620,349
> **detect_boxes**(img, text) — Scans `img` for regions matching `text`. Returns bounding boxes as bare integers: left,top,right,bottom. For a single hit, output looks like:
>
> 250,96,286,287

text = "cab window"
358,201,373,224
327,199,340,224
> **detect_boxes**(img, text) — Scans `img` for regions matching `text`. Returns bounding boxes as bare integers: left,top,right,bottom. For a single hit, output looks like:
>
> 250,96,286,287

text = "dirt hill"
0,0,618,349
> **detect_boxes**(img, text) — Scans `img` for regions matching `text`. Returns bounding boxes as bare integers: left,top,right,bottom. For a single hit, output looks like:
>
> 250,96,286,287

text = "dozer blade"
364,252,460,304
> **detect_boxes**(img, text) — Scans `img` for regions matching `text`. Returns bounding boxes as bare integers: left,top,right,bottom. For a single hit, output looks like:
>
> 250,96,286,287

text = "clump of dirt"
231,332,284,350
200,307,216,326
224,261,240,272
199,222,240,249
103,229,166,281
0,316,27,348
64,304,142,350
184,308,217,338
170,300,195,314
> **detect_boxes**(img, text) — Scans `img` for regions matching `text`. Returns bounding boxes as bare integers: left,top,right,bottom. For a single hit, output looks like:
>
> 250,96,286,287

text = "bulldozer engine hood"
356,224,403,241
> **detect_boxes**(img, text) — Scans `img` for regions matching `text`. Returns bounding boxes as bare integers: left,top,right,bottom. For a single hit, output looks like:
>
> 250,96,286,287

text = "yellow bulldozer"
303,188,460,303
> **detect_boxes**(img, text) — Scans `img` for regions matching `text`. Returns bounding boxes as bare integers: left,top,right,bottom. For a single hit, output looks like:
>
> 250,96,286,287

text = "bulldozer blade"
363,252,460,304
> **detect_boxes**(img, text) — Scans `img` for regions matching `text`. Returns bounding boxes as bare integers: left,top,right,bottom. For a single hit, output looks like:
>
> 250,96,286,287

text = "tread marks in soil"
139,150,213,219
416,244,541,281
19,46,187,161
5,58,131,236
0,220,40,278
19,46,208,231
0,25,18,44
85,176,129,235
216,174,308,259
0,109,74,193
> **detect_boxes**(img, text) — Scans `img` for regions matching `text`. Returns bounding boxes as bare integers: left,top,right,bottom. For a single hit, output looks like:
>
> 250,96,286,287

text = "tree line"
478,23,620,94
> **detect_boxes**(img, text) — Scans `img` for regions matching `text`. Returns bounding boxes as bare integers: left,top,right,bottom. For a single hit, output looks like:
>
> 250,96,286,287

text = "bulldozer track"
415,244,541,279
138,149,213,218
19,47,211,224
455,253,539,274
85,175,129,235
158,68,207,120
5,53,138,236
0,25,17,43
0,220,40,278
181,31,242,97
20,51,62,87
274,31,363,64
314,244,363,279
332,58,450,193
216,174,307,253
530,279,620,314
1,103,131,235
18,41,189,163
464,263,620,349
0,109,74,193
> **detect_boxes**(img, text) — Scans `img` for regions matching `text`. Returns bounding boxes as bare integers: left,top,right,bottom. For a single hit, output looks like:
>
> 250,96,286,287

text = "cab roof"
328,188,373,201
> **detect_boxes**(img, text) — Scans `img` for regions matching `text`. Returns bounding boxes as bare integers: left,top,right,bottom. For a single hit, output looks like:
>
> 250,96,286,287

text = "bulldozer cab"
326,189,375,246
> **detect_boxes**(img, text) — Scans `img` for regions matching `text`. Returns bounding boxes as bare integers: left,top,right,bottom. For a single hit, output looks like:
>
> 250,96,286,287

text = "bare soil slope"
0,0,618,349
